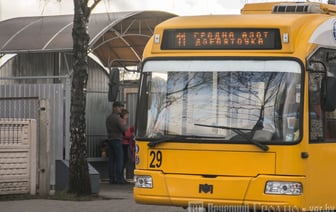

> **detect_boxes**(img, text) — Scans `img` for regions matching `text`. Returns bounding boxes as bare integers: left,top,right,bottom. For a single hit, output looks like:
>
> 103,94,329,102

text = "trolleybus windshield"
138,59,302,144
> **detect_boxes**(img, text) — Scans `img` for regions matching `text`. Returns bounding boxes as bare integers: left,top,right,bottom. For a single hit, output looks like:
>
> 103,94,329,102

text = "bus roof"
241,1,336,15
155,14,325,29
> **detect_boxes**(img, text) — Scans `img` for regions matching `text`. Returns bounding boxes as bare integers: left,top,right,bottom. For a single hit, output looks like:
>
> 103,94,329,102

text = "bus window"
308,48,336,141
309,72,324,141
139,59,302,143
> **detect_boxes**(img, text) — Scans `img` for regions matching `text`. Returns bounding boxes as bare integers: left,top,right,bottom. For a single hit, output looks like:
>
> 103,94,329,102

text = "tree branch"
88,0,101,14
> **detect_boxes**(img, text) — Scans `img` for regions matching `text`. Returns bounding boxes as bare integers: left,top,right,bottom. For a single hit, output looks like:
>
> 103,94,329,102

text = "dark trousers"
123,144,135,179
108,139,124,183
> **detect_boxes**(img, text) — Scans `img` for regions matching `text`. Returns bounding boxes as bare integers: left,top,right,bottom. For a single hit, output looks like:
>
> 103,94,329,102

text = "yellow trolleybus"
134,2,336,211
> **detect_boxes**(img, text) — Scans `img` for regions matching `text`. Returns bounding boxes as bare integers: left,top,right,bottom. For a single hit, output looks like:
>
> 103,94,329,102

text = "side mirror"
108,68,120,102
321,76,336,111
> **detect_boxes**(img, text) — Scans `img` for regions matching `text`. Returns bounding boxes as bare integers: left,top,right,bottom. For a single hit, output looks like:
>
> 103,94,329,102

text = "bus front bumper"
133,169,304,209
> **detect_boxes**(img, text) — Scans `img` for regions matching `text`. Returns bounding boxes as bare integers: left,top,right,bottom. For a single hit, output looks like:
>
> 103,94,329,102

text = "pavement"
0,182,187,212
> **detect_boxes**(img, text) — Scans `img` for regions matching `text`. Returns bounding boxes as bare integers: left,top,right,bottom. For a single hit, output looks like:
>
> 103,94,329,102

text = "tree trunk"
68,0,92,195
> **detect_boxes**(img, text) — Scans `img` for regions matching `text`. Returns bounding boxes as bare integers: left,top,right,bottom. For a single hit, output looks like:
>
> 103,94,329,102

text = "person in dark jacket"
106,101,128,184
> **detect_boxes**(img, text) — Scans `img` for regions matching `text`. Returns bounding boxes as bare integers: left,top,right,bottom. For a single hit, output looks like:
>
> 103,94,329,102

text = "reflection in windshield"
193,123,269,151
138,60,302,144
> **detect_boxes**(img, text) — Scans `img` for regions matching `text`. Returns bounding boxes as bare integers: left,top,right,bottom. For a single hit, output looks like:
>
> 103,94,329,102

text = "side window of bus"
309,72,324,142
323,72,336,140
308,52,336,142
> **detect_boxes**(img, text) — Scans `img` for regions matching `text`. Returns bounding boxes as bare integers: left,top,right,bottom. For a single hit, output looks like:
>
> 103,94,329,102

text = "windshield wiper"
147,134,218,147
194,123,269,152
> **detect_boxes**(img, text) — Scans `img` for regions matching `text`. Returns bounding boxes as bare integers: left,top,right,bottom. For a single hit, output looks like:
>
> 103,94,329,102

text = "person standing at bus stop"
106,101,128,184
120,109,134,182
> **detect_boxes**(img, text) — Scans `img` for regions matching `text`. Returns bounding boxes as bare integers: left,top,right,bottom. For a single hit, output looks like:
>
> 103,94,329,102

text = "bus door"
306,47,336,207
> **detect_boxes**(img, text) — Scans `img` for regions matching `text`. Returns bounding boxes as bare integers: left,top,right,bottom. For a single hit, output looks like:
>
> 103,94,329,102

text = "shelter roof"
0,11,176,67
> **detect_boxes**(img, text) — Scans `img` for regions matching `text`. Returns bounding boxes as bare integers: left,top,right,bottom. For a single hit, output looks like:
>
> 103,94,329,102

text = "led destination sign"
161,28,282,50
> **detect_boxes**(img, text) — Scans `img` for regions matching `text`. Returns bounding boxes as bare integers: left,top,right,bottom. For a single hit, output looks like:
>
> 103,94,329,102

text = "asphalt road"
0,182,187,212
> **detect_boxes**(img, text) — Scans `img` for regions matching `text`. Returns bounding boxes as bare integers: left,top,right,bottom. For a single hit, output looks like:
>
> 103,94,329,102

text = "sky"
0,0,328,21
0,0,242,20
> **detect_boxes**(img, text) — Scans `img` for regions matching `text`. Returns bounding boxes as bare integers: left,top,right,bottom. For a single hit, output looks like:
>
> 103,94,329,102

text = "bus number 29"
149,150,162,168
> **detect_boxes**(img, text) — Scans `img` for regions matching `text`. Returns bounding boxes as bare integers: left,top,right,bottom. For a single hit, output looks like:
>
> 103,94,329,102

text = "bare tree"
69,0,101,195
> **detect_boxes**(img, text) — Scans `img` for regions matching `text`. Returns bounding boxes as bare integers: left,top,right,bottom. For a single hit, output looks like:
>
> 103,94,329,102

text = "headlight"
265,181,302,195
134,175,153,188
